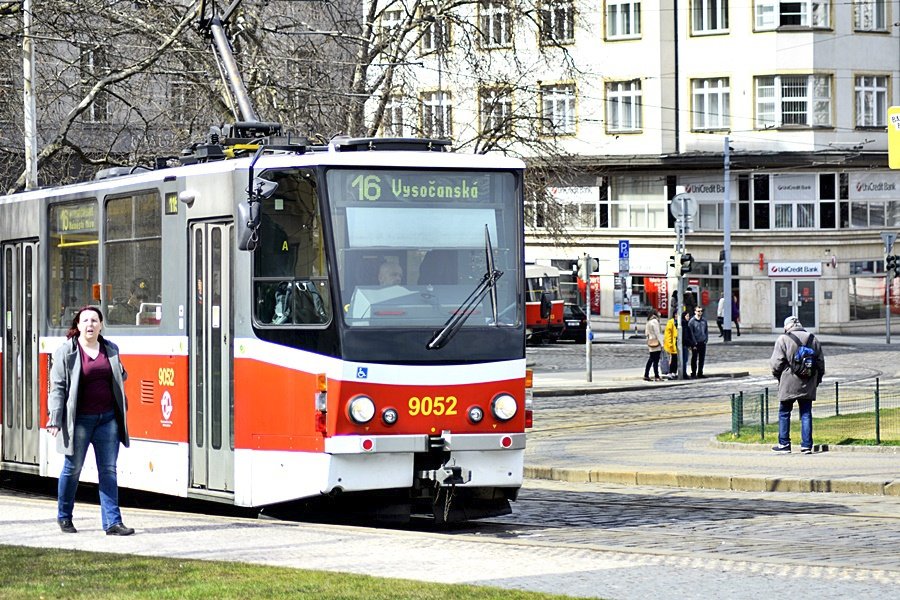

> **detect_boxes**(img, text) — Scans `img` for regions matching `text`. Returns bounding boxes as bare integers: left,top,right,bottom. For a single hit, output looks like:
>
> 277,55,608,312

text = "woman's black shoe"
105,523,135,536
58,519,77,533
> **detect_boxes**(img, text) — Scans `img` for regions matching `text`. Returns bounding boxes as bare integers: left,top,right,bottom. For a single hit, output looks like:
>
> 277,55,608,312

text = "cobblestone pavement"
481,479,900,572
1,489,898,600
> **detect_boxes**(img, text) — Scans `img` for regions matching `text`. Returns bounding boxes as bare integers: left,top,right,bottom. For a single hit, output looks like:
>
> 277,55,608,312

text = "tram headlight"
381,407,399,426
467,406,484,424
490,394,517,422
347,396,376,424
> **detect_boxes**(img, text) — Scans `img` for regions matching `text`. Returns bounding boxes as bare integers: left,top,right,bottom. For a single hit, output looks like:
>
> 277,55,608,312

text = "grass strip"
0,545,578,600
718,409,900,446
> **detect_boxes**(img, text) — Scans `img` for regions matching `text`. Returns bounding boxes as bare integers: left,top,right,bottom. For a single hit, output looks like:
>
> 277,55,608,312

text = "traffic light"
887,255,899,278
680,253,694,274
577,256,599,281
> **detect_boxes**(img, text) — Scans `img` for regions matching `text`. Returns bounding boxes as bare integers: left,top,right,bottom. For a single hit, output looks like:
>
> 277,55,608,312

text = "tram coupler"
418,464,471,486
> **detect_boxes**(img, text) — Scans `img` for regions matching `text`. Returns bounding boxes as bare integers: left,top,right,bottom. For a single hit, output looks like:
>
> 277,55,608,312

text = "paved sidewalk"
527,333,900,496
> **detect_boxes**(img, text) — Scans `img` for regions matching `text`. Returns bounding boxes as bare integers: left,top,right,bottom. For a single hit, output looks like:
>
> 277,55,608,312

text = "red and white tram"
525,264,564,343
0,137,530,522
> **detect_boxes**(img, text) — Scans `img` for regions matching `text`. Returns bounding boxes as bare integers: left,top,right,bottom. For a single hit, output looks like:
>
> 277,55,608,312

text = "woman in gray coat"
46,306,133,535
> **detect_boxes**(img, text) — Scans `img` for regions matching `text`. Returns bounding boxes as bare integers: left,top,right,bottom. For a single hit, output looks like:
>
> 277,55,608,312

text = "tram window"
104,192,162,326
48,201,99,327
252,169,332,327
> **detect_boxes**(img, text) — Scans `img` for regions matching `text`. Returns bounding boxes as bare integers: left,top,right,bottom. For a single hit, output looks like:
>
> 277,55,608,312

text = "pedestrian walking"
716,295,725,337
770,315,825,454
663,314,679,380
680,307,695,379
46,306,134,536
732,294,741,336
688,307,709,378
643,309,663,381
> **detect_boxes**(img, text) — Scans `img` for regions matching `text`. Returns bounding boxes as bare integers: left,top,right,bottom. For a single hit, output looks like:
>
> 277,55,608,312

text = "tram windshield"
325,168,522,330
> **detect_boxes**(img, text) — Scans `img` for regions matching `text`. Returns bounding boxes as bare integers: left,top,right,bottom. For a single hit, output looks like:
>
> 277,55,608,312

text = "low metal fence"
730,379,900,445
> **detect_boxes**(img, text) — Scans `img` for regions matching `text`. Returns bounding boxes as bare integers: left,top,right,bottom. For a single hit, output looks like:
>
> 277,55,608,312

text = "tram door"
1,241,39,465
188,222,234,492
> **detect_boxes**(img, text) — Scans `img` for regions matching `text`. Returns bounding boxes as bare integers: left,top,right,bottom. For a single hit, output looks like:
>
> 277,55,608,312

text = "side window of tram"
253,170,331,326
48,201,100,327
104,192,162,326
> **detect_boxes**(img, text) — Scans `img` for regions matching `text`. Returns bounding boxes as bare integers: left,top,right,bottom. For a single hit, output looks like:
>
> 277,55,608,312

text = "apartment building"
373,0,900,333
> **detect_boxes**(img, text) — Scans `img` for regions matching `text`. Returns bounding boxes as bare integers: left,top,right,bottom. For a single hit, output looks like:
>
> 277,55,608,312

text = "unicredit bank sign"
768,262,822,277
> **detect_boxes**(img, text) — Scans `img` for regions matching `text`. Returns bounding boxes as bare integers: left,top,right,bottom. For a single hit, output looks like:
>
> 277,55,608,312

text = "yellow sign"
889,106,900,169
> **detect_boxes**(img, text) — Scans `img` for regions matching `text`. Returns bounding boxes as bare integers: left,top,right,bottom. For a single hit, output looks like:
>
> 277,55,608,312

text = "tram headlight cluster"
491,394,517,421
347,395,376,424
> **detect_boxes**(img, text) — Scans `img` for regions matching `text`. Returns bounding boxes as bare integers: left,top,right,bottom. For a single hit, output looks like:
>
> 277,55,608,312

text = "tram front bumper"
322,432,525,492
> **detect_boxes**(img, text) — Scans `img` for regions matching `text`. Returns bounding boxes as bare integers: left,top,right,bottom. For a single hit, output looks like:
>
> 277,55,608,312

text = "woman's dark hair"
66,306,104,339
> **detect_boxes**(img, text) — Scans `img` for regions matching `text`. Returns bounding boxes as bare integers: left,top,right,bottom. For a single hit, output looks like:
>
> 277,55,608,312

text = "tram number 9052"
408,395,458,417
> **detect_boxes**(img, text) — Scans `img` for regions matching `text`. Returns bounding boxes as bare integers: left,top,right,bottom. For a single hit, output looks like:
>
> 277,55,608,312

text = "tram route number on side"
408,396,458,417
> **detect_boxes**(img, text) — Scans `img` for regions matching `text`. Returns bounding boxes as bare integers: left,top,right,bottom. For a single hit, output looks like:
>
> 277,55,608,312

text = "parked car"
559,303,587,343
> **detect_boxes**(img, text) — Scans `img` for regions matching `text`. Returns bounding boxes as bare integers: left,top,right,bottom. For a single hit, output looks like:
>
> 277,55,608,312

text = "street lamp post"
23,0,38,189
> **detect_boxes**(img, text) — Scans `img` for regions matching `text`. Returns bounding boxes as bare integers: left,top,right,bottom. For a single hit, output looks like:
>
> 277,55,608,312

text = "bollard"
731,394,739,436
835,380,840,416
738,390,744,429
875,378,881,445
759,391,765,441
764,387,769,425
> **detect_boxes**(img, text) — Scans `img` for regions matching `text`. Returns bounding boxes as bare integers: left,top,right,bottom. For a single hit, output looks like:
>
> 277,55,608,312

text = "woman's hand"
47,426,59,437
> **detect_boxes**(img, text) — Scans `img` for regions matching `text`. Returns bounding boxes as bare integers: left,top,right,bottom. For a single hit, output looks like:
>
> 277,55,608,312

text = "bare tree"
0,0,594,237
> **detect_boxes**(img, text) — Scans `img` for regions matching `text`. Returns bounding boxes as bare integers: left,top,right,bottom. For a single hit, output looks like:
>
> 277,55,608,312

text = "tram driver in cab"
107,278,149,325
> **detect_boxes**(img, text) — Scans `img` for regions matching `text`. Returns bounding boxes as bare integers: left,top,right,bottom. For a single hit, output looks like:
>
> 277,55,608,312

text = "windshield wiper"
427,225,503,350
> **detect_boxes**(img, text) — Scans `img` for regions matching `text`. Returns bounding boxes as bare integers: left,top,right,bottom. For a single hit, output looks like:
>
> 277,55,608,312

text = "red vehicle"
525,264,564,343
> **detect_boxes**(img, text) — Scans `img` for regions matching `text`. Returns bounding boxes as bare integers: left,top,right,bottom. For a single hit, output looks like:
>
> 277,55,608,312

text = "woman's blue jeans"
778,399,813,449
57,410,123,529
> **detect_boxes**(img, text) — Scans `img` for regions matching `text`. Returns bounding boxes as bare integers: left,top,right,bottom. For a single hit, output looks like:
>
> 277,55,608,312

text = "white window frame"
692,0,728,34
606,0,641,39
383,95,412,137
854,0,887,31
541,0,575,44
691,78,730,130
606,80,642,132
480,0,513,48
380,9,403,46
540,84,576,136
80,47,109,123
755,74,832,129
170,81,196,125
755,1,830,30
479,87,513,136
421,5,450,53
0,71,12,124
421,90,452,138
855,75,888,128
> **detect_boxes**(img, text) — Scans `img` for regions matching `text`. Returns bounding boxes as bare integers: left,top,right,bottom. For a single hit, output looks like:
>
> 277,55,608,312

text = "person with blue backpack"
770,315,825,454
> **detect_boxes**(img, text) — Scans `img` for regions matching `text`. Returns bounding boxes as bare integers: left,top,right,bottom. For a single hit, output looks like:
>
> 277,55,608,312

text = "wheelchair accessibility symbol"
356,367,368,379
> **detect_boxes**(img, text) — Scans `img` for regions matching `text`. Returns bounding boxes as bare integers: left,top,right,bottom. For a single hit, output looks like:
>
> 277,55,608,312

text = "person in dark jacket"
687,306,709,378
46,306,134,536
770,315,825,454
680,308,695,379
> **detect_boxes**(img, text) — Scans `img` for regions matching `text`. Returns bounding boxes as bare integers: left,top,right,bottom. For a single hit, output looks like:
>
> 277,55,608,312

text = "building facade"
368,0,900,333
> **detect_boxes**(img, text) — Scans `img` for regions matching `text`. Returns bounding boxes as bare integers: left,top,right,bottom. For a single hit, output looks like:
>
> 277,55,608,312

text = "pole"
885,237,894,345
23,0,38,190
675,210,685,380
722,136,732,342
584,253,592,382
